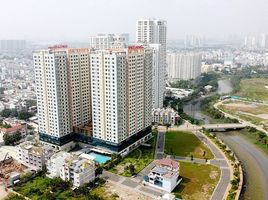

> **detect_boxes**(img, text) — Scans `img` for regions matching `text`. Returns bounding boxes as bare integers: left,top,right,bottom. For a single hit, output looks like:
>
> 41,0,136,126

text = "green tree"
0,108,12,118
128,164,135,175
95,166,103,176
3,131,22,145
18,111,34,120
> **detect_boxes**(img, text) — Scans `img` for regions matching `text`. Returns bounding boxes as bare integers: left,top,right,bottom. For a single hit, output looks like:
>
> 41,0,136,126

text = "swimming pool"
87,152,111,164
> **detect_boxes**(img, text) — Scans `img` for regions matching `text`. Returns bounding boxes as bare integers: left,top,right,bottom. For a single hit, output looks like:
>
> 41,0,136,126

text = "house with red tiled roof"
143,158,181,192
0,124,26,142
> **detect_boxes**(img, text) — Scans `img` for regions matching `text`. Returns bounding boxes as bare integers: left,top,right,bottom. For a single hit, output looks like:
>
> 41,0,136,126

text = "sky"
0,0,267,42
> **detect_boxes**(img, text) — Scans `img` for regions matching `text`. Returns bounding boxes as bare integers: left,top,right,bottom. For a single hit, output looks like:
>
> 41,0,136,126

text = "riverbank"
183,78,234,124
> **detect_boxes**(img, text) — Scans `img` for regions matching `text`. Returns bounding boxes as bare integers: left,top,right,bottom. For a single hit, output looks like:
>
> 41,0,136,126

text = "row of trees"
0,108,34,120
170,72,220,92
202,128,241,200
169,80,194,89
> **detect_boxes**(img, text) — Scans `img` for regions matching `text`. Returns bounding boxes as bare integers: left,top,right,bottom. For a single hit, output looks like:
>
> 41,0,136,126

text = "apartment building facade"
89,34,129,50
17,141,54,170
167,53,202,81
33,46,92,149
90,46,153,153
136,18,167,109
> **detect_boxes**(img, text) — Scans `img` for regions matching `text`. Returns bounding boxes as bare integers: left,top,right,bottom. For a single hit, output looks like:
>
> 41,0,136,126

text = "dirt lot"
222,101,268,118
0,185,8,200
105,181,151,200
221,100,268,130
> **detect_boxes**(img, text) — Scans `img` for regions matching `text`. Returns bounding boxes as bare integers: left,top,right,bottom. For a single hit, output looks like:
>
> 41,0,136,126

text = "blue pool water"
88,152,111,164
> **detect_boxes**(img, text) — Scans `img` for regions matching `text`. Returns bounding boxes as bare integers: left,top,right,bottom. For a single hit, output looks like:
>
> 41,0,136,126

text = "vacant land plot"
235,78,268,101
173,162,220,200
222,100,268,115
220,100,268,130
102,181,151,200
165,131,214,159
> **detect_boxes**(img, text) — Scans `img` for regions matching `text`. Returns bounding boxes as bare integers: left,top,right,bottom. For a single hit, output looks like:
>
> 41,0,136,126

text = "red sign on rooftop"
48,44,68,49
128,45,144,53
128,45,144,50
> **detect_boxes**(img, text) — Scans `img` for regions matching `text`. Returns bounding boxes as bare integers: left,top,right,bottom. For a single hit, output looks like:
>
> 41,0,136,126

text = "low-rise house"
60,154,95,187
17,141,54,170
3,118,26,126
0,123,26,142
46,151,70,178
144,159,180,192
152,108,180,125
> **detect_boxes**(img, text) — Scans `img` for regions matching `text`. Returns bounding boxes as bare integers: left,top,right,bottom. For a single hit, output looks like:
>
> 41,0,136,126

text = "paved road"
193,131,231,200
173,156,207,164
155,131,165,159
134,162,155,182
216,132,268,200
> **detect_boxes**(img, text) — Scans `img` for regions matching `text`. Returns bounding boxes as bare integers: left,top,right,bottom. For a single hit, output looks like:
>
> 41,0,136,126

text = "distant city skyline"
0,0,268,42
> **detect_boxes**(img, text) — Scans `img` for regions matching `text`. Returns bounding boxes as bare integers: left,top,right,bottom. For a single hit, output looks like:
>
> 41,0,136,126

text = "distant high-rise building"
167,53,202,81
0,40,26,52
259,33,268,48
136,18,167,109
244,36,257,48
184,35,204,48
89,34,129,50
33,46,91,149
90,46,153,153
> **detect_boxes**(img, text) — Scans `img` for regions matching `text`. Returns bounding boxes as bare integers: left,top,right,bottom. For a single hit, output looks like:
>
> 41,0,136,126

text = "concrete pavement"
101,170,165,198
194,130,231,200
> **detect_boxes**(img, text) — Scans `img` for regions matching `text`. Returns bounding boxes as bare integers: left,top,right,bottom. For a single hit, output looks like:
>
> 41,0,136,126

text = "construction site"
0,151,26,190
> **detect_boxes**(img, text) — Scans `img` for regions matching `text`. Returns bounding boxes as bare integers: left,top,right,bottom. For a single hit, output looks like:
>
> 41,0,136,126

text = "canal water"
183,78,233,124
182,78,268,200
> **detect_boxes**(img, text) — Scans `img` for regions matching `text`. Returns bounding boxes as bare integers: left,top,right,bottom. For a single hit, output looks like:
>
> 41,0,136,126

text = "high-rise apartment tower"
136,18,167,109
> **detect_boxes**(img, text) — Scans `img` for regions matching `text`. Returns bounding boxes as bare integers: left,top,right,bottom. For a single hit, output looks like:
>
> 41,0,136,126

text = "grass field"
235,78,268,101
110,133,156,177
173,162,220,200
165,131,214,159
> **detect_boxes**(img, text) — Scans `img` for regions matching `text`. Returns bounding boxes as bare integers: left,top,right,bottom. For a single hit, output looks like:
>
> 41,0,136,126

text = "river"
183,78,232,124
183,78,268,200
